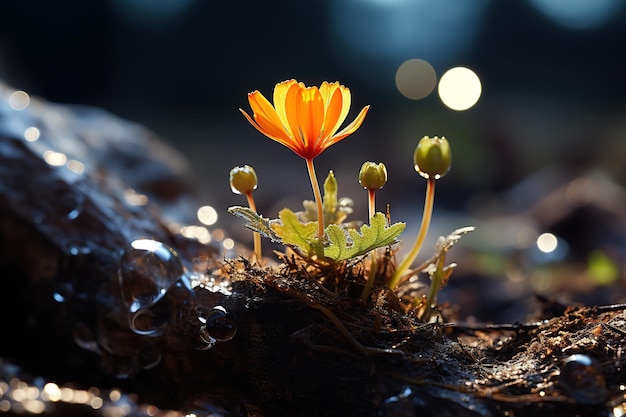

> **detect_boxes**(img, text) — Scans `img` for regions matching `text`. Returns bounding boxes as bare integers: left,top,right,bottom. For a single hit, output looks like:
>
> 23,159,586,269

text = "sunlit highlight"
66,159,85,174
43,150,67,166
395,58,437,100
528,0,622,30
197,205,218,226
223,238,235,250
123,189,149,206
24,127,40,142
8,90,30,110
536,233,558,253
438,67,482,111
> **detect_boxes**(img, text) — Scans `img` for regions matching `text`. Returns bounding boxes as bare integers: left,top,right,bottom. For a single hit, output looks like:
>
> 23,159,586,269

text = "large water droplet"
203,306,237,341
559,354,607,405
129,306,169,336
118,239,184,313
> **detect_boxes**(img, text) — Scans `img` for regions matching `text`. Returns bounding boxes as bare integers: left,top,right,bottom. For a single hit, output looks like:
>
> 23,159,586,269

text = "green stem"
361,189,377,301
388,177,436,289
245,192,262,262
305,158,325,239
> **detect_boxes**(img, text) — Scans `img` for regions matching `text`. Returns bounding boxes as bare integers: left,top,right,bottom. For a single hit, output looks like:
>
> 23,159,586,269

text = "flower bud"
359,162,388,190
229,165,258,195
413,136,451,179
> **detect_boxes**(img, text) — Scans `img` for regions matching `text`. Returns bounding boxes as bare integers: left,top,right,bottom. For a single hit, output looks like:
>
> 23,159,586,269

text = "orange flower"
240,79,369,239
240,79,369,160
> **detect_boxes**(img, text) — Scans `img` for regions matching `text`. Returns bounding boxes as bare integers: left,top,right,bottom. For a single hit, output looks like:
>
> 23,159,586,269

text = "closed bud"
229,165,258,195
413,136,451,179
359,161,388,190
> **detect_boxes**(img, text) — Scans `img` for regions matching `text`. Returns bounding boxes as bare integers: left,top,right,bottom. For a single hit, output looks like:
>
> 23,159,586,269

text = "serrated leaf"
323,213,406,261
227,206,283,243
270,208,322,257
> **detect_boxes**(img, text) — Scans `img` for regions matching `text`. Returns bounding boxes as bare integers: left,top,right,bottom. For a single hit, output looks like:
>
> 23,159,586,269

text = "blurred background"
2,0,626,320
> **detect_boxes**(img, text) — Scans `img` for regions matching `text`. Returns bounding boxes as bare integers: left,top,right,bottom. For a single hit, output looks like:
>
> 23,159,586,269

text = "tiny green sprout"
229,165,262,262
388,136,452,289
359,161,388,301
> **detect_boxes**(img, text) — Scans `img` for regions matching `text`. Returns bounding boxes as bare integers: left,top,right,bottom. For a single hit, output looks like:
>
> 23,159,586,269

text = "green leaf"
323,213,406,261
227,206,283,243
270,208,322,257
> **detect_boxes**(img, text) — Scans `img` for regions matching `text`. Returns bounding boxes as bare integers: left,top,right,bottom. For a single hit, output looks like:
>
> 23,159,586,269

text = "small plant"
231,78,471,318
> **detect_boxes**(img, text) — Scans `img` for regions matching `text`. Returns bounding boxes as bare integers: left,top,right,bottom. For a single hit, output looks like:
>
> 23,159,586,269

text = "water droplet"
129,304,170,337
559,354,607,405
73,322,101,353
204,306,236,341
137,344,161,369
196,326,217,351
118,239,184,313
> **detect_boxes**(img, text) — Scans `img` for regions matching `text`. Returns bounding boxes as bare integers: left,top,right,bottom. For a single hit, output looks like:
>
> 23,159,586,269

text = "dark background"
1,1,626,300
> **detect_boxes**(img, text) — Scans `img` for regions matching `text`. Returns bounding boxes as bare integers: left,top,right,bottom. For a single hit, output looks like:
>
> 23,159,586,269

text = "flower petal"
273,79,298,137
324,105,370,147
296,86,325,155
320,86,345,138
247,91,289,137
239,108,297,150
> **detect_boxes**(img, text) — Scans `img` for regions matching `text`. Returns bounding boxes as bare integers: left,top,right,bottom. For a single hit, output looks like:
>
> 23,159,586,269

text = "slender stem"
245,192,262,262
361,189,377,302
367,189,376,219
388,177,436,289
305,157,325,239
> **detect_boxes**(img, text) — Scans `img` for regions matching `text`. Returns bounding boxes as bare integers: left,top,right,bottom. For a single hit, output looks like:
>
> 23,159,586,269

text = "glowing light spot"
43,150,67,166
197,205,218,226
536,233,558,254
109,390,121,402
528,0,622,30
124,189,149,206
223,238,235,250
43,383,61,402
8,90,30,110
395,58,437,100
24,127,40,142
180,225,211,244
212,229,225,241
90,397,103,409
66,159,85,174
438,66,482,111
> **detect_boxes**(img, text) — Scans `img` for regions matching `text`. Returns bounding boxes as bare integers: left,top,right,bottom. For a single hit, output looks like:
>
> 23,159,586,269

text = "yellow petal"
324,105,369,147
320,87,344,138
239,108,295,149
273,79,298,137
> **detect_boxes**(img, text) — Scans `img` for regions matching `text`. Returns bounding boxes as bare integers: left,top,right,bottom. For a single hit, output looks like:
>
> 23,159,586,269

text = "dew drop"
129,306,169,337
196,326,217,351
559,354,607,405
118,239,184,313
73,322,101,353
204,306,237,341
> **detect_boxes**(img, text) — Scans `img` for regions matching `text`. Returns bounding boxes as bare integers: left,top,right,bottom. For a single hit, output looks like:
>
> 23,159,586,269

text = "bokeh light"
528,0,622,30
395,58,437,100
197,205,218,226
8,90,29,111
536,232,558,253
437,67,482,111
